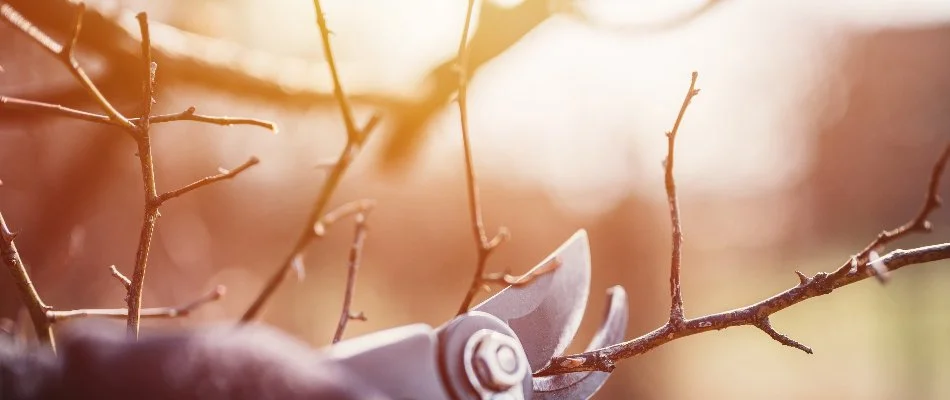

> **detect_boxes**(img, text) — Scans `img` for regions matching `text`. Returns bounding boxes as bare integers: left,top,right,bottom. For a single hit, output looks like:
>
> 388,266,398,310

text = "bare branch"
0,211,54,349
314,199,376,237
455,0,510,316
125,12,160,338
47,285,226,322
109,265,131,291
830,142,950,281
565,0,726,34
537,242,950,376
664,72,700,326
313,0,359,143
238,1,382,323
3,2,271,338
0,97,279,133
332,210,371,343
157,157,260,204
0,2,135,131
536,134,950,376
754,318,812,354
148,107,279,132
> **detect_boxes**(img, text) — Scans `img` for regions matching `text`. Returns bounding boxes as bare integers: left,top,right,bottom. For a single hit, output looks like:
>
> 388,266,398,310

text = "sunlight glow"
232,0,950,219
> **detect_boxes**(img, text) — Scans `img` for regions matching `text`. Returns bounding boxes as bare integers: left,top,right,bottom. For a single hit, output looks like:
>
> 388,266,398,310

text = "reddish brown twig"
0,2,134,131
0,97,278,132
664,71,700,326
829,143,950,282
535,75,950,376
536,242,950,376
47,285,226,322
332,210,372,343
454,0,510,316
0,211,54,349
238,0,381,322
157,157,260,203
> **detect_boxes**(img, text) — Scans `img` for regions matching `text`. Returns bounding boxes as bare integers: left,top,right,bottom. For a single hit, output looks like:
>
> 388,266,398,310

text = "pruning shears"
324,230,629,400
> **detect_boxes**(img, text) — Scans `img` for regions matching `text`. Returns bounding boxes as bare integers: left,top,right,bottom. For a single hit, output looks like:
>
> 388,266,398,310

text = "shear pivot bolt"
471,331,527,392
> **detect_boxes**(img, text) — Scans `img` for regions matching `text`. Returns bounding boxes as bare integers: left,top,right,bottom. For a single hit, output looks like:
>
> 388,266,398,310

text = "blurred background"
1,0,949,398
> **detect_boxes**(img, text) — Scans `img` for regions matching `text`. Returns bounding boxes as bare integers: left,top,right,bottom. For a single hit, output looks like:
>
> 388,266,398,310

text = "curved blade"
532,286,629,400
472,229,591,371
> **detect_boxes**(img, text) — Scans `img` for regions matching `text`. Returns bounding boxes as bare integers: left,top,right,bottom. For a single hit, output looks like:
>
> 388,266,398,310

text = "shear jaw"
468,229,631,399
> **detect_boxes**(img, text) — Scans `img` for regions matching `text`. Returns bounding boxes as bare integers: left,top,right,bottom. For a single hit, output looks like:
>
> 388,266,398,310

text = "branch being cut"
535,74,950,376
239,0,381,322
332,209,371,344
454,0,511,316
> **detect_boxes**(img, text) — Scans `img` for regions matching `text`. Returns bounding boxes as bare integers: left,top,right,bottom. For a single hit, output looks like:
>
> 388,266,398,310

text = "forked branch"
1,1,269,340
332,208,372,343
47,285,226,322
455,0,511,316
535,74,950,377
239,0,381,322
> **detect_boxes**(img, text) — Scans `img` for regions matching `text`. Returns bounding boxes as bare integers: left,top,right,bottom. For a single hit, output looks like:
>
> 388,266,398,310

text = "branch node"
291,253,306,282
0,226,18,243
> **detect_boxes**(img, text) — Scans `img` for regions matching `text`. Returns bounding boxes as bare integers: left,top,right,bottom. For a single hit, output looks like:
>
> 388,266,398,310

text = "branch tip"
755,319,812,354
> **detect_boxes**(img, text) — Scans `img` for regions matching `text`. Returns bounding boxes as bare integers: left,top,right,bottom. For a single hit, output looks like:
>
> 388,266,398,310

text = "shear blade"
472,229,591,371
532,286,629,400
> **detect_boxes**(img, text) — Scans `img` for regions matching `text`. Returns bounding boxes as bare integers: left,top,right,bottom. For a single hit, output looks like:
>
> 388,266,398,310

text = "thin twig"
332,210,371,343
157,157,259,203
829,142,950,282
455,0,510,316
47,285,226,322
314,199,376,237
125,12,160,338
313,0,358,143
238,0,381,323
109,265,131,291
0,211,55,349
481,257,562,289
0,97,278,133
664,72,700,326
535,135,950,376
0,2,135,131
536,242,950,376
